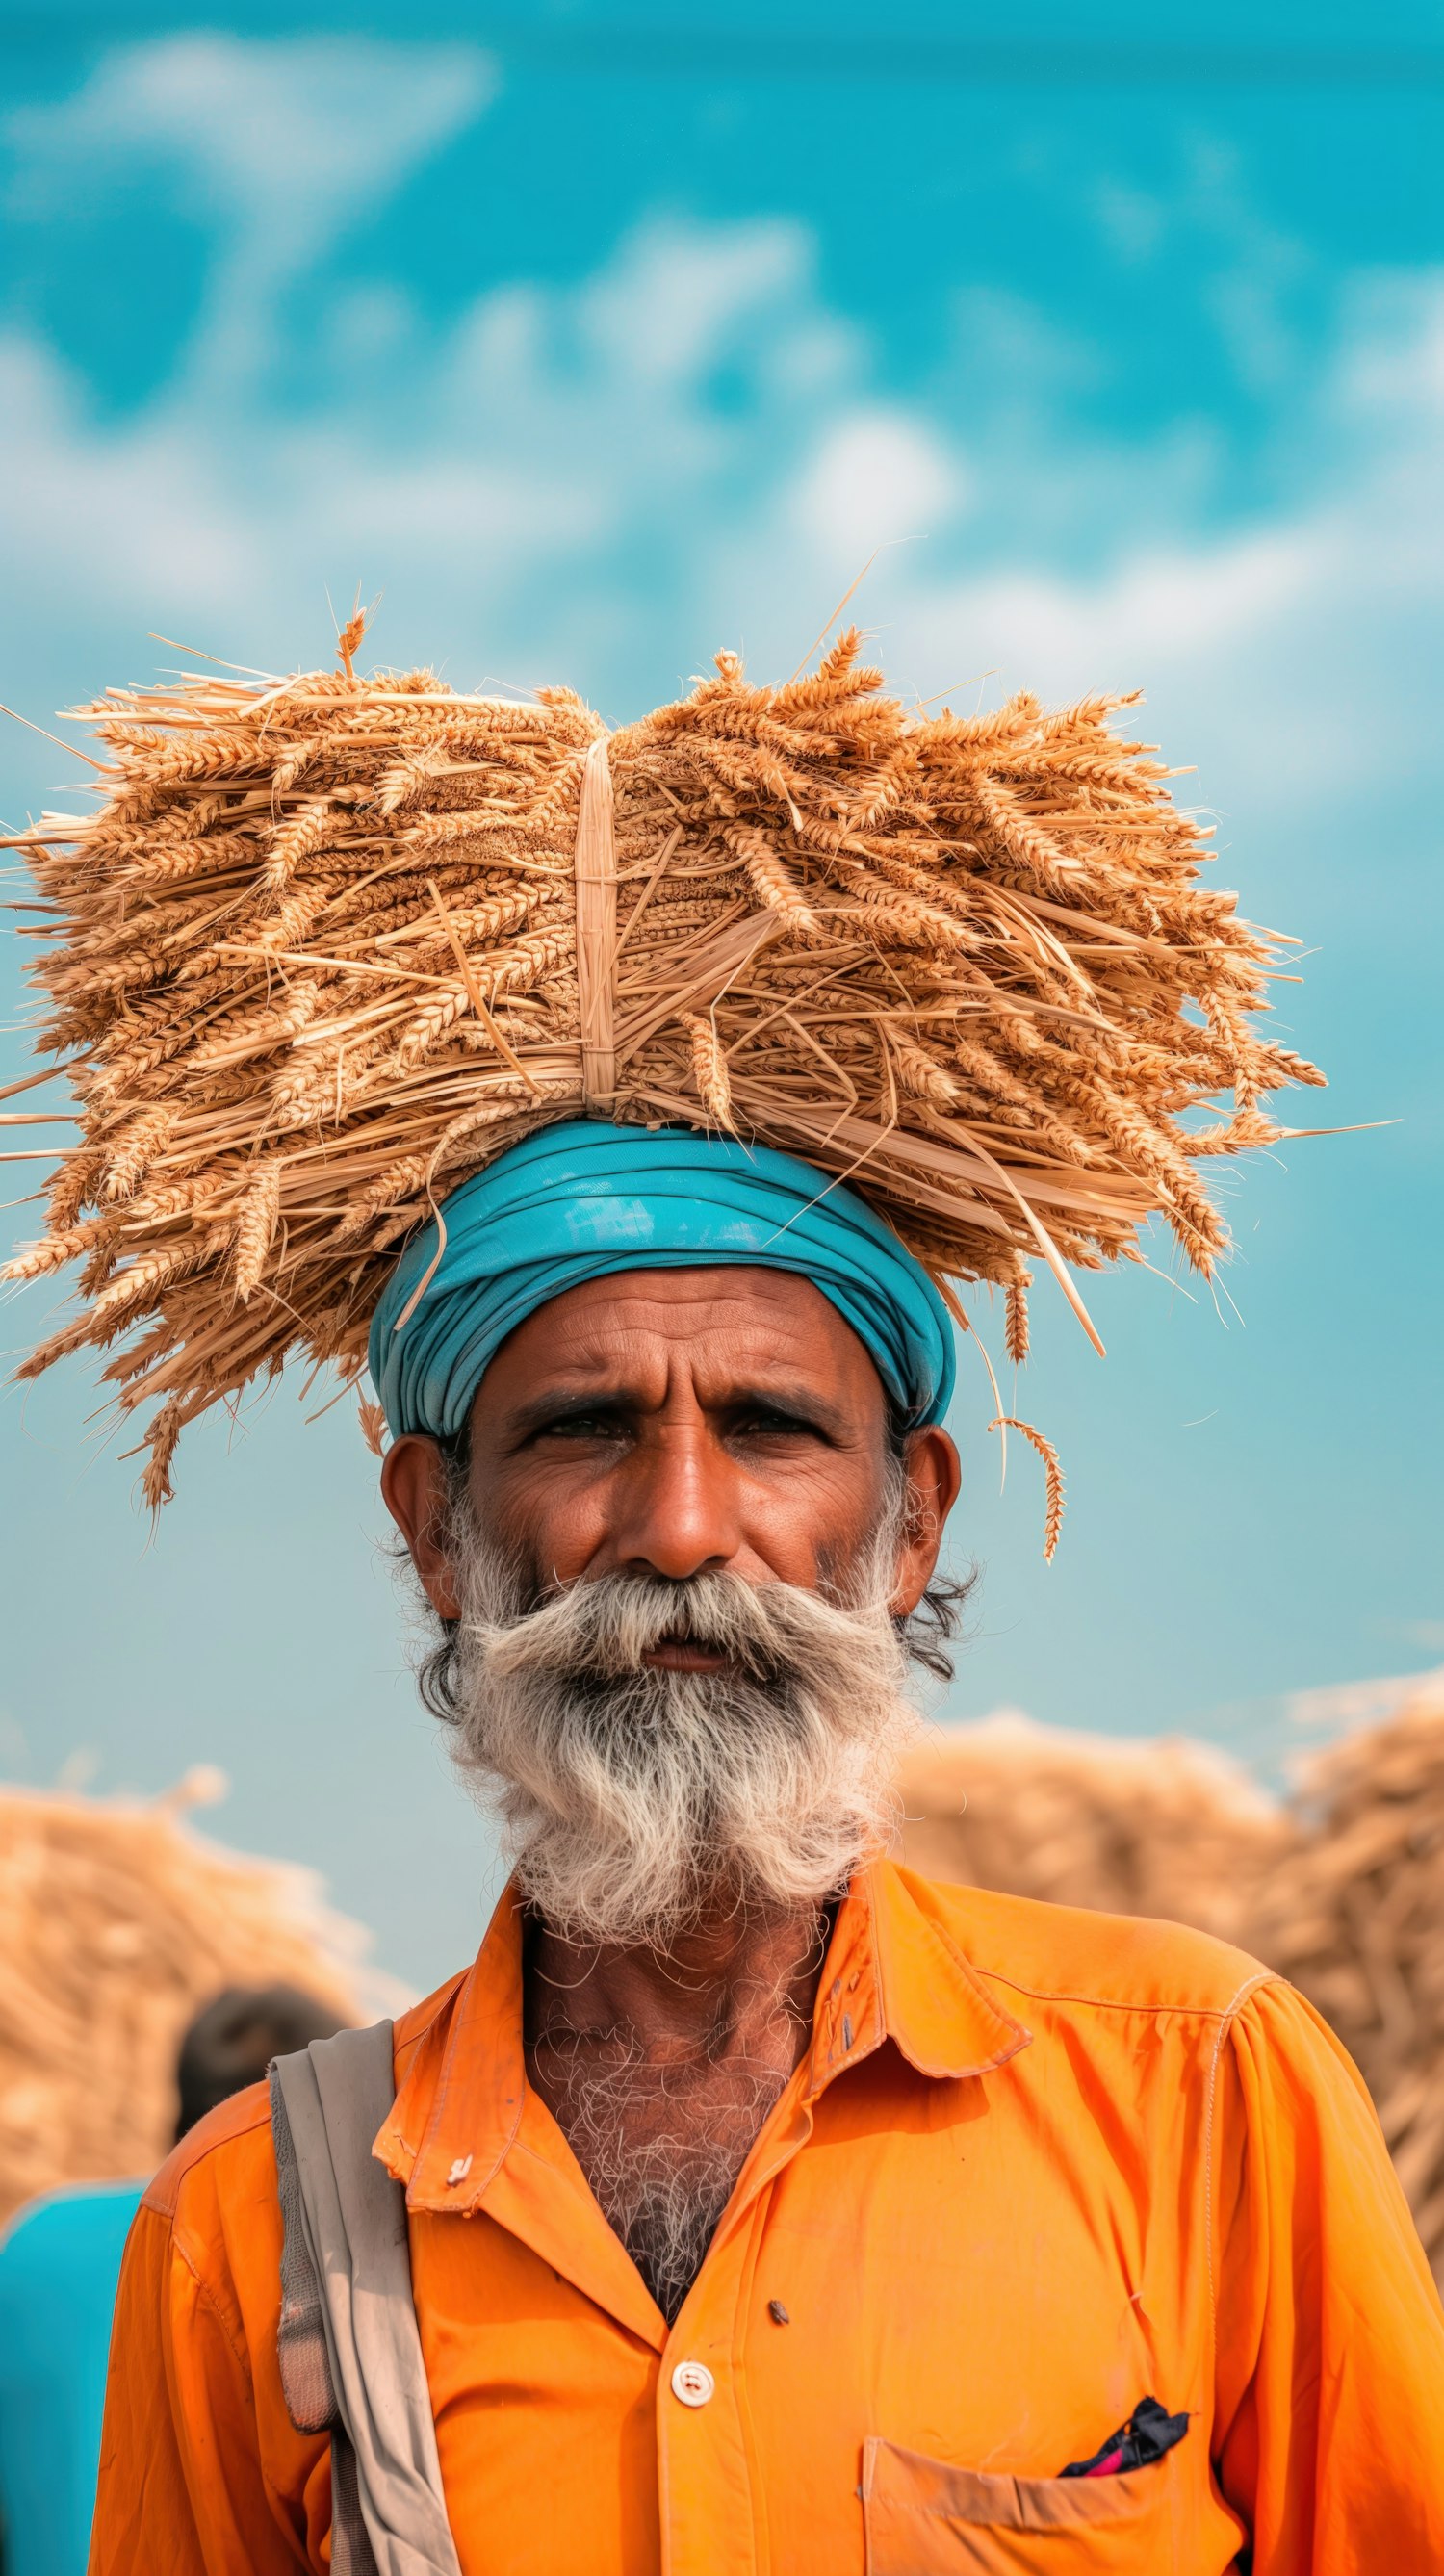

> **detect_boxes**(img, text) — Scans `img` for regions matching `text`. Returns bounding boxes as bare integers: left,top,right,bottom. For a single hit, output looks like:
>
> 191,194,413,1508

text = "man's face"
385,1264,960,1637
382,1266,962,1945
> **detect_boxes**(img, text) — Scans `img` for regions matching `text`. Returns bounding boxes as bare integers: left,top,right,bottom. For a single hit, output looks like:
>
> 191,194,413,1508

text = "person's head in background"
173,1986,345,2142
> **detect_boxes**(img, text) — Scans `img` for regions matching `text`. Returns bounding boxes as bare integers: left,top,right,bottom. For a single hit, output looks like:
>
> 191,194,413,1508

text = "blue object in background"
0,2182,144,2576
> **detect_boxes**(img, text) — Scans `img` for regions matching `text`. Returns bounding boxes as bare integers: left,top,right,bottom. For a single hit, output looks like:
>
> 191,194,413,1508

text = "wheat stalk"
991,1416,1066,1560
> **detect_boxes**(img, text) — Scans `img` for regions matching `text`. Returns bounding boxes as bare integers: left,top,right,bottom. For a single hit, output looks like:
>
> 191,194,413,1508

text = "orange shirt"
91,1862,1444,2574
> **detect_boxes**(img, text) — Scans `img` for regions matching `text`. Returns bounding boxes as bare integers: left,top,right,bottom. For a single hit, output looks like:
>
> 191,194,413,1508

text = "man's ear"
380,1434,462,1621
889,1426,962,1615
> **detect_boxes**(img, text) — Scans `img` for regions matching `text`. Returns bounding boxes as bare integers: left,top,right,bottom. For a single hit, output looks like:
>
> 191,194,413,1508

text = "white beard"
438,1503,921,1948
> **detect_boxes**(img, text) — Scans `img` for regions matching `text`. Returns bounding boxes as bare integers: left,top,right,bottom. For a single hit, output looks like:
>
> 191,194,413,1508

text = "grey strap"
271,2026,463,2576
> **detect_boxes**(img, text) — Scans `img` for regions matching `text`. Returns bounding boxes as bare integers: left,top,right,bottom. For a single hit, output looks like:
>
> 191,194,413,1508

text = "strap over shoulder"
271,2024,463,2576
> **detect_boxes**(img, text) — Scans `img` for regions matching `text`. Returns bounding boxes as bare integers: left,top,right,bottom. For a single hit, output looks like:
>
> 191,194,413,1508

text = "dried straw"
0,1773,368,2220
899,1713,1291,1949
3,628,1323,1502
1256,1687,1444,2273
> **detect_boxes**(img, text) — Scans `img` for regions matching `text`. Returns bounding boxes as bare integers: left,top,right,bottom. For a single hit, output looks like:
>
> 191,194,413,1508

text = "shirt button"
670,2359,715,2409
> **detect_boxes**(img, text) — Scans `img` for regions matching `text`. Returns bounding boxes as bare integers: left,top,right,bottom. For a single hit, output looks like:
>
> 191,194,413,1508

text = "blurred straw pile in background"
899,1677,1444,2282
1253,1696,1444,2265
0,1770,366,2225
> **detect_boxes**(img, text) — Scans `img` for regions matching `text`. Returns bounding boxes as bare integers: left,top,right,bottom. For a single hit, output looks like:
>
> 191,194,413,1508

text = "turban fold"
369,1121,956,1440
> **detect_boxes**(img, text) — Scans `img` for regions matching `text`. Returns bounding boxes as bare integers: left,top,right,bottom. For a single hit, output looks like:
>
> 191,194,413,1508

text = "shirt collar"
375,1858,1032,2212
806,1859,1032,2097
375,1884,529,2213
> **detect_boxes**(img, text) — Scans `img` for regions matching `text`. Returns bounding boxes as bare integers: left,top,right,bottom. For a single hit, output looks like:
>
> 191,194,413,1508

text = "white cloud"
735,271,1444,817
580,217,822,391
5,38,495,393
795,409,965,555
0,195,860,690
0,35,1439,834
6,35,493,260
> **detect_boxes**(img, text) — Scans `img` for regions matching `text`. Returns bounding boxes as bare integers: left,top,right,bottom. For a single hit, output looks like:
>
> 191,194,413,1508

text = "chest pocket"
862,2436,1245,2574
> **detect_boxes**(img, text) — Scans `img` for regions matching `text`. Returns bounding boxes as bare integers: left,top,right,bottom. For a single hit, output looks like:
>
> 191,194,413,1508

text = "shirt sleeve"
1210,1973,1444,2571
89,2201,327,2576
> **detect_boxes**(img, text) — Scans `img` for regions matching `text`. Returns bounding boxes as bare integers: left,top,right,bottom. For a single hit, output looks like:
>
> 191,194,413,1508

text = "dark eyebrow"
722,1386,850,1440
502,1390,639,1441
498,1383,852,1443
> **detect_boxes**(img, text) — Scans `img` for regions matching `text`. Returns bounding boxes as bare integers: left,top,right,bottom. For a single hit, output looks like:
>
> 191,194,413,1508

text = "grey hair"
414,1455,954,1946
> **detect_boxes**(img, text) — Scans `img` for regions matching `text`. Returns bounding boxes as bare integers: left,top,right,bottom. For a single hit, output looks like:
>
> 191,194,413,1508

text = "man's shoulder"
142,2077,276,2221
142,1962,473,2226
892,1863,1275,2022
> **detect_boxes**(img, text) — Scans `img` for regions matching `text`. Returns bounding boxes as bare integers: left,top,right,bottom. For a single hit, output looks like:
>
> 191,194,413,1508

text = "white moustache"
472,1565,900,1689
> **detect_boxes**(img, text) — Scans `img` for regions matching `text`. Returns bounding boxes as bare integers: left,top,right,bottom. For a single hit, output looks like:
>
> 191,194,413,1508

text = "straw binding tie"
574,735,617,1113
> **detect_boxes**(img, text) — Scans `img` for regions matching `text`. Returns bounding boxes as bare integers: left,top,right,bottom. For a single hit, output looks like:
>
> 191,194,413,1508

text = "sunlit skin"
383,1265,962,2295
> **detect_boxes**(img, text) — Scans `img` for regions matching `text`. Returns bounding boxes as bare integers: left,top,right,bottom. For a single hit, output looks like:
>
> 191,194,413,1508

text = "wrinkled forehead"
472,1264,891,1425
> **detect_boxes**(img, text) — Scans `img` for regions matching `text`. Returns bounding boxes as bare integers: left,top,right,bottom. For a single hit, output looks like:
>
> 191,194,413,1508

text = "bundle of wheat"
3,624,1323,1508
0,1773,366,2222
898,1713,1294,1948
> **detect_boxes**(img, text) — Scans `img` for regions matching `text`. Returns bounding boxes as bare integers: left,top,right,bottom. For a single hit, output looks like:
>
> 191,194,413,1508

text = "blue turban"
369,1120,956,1441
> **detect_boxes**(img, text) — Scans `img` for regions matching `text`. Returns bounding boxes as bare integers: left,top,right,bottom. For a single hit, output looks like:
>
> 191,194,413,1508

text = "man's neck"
526,1901,831,2064
523,1899,831,2321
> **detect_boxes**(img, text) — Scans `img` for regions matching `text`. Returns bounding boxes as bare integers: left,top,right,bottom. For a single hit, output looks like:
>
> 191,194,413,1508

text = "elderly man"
88,1121,1444,2575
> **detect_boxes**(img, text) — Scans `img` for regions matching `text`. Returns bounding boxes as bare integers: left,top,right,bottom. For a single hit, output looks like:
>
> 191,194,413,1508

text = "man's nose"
609,1426,741,1580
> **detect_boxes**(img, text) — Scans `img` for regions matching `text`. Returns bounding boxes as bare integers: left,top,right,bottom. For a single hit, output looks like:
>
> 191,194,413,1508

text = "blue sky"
2,3,1440,1989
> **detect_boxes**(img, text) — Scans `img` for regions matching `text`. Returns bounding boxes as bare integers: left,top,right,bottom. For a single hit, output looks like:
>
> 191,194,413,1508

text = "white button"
670,2359,715,2409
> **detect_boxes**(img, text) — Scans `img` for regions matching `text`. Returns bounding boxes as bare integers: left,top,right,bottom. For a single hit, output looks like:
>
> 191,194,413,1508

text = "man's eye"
736,1411,817,1439
537,1412,627,1441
